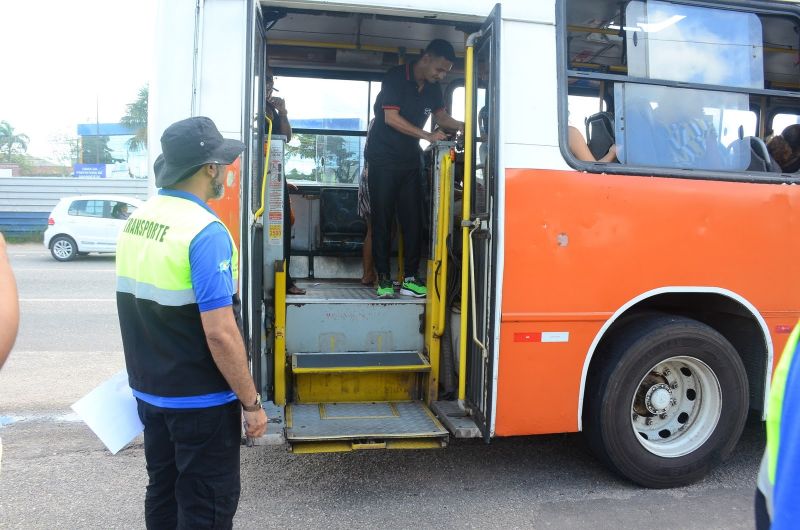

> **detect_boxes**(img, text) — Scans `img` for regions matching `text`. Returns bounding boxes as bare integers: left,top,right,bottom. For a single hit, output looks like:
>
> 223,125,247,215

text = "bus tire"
584,315,748,488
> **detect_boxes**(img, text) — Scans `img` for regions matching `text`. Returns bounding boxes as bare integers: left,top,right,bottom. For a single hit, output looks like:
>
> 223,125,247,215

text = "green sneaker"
376,276,395,299
400,277,427,298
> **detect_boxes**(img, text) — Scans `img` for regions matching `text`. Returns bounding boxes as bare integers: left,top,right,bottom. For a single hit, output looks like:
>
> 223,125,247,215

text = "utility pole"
96,95,100,164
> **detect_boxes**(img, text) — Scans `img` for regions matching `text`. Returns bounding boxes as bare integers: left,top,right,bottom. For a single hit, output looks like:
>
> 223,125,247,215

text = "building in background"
76,123,148,179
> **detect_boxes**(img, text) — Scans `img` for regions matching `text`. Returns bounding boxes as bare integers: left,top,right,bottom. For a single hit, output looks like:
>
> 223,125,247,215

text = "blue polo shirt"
132,189,238,409
773,339,800,528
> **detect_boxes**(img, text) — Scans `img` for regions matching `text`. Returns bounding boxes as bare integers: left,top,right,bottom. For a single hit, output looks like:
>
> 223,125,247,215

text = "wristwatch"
242,393,262,412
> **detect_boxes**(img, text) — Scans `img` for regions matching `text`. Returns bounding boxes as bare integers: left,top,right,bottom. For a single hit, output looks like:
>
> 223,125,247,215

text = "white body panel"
149,0,248,197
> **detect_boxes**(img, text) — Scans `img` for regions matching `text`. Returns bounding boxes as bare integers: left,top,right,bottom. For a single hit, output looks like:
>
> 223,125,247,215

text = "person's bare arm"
269,97,293,143
568,125,616,163
598,144,617,163
568,126,597,162
385,109,447,143
433,109,464,134
0,233,19,369
200,306,267,437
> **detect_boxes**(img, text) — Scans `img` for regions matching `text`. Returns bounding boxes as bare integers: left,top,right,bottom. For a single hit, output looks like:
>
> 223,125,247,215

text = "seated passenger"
768,125,800,173
568,125,617,162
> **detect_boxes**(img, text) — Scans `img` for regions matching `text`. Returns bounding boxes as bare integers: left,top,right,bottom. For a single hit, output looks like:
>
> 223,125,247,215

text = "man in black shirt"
367,39,464,298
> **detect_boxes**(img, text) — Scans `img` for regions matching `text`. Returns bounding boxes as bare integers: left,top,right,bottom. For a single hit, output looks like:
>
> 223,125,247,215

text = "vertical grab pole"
274,265,286,405
433,151,452,338
458,31,482,405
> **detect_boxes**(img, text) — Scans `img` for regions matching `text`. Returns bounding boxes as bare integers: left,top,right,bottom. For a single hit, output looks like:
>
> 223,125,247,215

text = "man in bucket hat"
116,116,266,529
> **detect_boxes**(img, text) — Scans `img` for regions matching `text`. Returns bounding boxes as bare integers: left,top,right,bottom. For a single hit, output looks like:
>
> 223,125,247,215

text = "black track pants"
367,162,421,277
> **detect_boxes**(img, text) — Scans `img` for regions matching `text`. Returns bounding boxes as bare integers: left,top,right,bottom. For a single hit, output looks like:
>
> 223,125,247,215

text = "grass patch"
1,232,44,244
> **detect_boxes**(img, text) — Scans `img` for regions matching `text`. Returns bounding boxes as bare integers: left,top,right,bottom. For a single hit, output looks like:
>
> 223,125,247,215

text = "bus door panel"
242,0,269,397
465,4,501,439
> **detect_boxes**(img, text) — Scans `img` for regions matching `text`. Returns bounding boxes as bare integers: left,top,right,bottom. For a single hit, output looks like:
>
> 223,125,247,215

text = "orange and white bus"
150,0,800,487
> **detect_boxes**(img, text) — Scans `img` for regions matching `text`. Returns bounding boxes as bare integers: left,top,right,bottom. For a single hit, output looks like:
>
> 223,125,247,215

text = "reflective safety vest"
757,321,800,522
116,194,238,397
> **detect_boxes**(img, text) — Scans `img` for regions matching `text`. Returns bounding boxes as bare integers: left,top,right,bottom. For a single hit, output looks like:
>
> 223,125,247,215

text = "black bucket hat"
154,116,246,188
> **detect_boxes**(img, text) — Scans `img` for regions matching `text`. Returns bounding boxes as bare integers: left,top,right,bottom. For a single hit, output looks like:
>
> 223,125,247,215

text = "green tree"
81,136,117,164
0,121,30,162
285,133,361,183
120,85,148,151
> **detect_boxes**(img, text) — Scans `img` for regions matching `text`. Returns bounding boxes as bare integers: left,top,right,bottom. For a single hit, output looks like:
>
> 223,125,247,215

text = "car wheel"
584,315,748,488
50,235,78,261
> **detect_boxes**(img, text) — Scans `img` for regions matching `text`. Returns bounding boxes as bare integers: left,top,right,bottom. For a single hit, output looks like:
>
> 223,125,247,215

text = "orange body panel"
495,168,800,436
209,158,242,249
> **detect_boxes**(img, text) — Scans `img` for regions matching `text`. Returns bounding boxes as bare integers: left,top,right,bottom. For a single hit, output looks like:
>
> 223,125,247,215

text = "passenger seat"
585,111,615,161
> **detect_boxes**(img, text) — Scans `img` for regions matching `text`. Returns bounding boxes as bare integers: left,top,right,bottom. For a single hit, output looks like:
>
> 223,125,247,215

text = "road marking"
19,298,116,302
14,268,114,273
9,351,123,354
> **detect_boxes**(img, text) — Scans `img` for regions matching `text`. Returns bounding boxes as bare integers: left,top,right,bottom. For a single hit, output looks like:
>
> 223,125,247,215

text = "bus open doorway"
242,4,500,453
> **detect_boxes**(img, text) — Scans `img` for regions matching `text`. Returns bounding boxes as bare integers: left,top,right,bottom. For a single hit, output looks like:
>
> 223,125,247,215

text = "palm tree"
0,121,30,162
120,85,148,151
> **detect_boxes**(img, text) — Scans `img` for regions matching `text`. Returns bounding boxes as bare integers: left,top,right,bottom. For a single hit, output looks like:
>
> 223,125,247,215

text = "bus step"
285,400,448,448
431,400,483,438
286,281,425,354
291,351,431,374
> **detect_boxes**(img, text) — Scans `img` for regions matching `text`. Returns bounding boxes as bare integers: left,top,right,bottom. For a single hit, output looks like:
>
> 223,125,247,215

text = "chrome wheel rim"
630,356,722,458
52,239,73,259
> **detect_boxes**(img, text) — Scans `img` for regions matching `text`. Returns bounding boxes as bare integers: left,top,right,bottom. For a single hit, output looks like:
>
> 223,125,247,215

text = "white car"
43,195,144,261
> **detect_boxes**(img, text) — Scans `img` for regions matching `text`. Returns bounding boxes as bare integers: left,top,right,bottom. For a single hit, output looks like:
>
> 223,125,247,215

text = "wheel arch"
577,287,772,430
49,232,77,247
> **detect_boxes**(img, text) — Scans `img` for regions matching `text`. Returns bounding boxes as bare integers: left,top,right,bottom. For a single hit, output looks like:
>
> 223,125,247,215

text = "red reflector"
514,332,541,342
48,217,55,225
776,325,793,334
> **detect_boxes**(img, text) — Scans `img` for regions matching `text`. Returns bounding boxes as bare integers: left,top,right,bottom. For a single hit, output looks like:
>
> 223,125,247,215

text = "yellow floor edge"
290,438,446,454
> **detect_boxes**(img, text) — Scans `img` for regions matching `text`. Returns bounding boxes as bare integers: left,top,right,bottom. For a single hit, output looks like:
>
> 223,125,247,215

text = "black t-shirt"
366,62,445,169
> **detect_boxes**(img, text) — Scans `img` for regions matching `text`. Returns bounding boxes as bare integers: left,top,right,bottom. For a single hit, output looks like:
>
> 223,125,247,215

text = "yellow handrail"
458,39,477,403
433,150,452,338
274,263,287,405
254,115,273,219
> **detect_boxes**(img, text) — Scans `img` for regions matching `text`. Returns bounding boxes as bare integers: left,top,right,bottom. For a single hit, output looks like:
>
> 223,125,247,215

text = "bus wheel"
584,315,748,488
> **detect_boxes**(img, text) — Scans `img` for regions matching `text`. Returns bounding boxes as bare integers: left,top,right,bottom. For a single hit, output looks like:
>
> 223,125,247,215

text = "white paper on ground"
71,370,144,454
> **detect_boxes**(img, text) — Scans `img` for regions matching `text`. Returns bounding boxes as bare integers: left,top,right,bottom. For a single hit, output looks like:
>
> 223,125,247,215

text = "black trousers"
367,162,421,277
754,489,771,530
283,180,295,288
137,399,241,530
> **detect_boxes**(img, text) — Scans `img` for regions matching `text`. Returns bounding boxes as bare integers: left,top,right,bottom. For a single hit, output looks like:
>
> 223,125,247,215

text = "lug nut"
670,398,678,406
646,418,653,426
671,382,679,389
663,368,671,376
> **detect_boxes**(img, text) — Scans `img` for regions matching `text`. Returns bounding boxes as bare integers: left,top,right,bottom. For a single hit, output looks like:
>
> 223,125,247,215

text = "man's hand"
269,96,287,116
243,408,268,438
427,129,449,143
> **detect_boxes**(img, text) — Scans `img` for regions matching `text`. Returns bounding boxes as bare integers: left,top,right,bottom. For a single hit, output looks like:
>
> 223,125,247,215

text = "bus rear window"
625,1,764,90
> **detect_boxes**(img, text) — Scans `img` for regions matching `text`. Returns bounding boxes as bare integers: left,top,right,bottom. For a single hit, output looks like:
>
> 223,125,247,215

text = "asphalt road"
0,243,765,529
